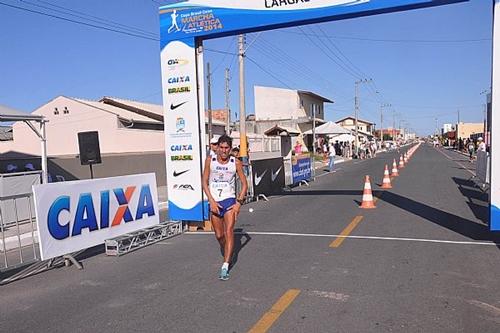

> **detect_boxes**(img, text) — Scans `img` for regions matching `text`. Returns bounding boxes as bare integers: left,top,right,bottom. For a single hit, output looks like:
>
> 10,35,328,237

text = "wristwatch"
237,198,245,205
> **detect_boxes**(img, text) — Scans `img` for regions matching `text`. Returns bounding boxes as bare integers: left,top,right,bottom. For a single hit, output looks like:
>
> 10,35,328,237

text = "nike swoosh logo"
254,170,267,186
173,170,189,177
170,101,187,110
271,166,283,182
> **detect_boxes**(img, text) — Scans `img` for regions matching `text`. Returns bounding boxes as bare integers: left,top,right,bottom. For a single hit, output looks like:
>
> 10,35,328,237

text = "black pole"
89,163,94,179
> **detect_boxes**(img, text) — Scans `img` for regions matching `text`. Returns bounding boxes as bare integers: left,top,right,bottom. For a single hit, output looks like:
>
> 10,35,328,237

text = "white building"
250,86,334,154
0,96,225,157
254,86,332,125
442,123,454,134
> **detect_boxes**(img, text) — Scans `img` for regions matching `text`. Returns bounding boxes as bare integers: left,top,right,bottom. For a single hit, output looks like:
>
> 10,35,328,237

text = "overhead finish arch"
159,0,499,229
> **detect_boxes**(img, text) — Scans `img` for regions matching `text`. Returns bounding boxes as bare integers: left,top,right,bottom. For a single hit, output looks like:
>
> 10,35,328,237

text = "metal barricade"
0,193,39,271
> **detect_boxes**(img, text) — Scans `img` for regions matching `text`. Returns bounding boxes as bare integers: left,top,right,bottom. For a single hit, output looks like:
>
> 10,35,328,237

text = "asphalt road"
1,143,499,333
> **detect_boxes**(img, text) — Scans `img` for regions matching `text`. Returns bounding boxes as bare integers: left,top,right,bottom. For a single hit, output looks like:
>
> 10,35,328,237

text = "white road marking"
435,148,476,177
185,231,499,246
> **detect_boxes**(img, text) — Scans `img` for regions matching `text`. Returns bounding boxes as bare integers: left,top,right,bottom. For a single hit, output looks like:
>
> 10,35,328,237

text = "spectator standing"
477,137,486,152
328,143,335,172
467,140,475,162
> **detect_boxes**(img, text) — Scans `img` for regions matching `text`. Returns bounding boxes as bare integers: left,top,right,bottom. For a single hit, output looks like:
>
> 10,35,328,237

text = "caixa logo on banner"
47,185,155,240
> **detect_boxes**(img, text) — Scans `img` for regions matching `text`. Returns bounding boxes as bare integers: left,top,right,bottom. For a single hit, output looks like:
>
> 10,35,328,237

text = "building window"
53,107,59,115
300,99,304,107
63,107,69,114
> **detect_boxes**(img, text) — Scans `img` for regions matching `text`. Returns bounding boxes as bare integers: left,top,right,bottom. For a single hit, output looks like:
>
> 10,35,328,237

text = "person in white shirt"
477,137,486,152
209,137,219,157
202,135,248,281
328,143,335,172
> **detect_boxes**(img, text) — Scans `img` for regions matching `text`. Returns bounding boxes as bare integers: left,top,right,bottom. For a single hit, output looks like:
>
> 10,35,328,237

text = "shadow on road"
378,191,500,249
452,177,489,224
231,228,251,269
280,190,365,196
278,187,499,247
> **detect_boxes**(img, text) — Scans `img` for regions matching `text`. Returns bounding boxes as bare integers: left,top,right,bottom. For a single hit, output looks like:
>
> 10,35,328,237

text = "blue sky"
0,0,493,135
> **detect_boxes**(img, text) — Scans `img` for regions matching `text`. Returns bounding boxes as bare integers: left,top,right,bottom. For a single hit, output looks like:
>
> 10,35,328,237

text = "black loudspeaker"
78,131,102,165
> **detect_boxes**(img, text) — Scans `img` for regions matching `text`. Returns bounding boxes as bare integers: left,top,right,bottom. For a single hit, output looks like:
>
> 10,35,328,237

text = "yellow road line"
248,289,301,333
330,216,364,248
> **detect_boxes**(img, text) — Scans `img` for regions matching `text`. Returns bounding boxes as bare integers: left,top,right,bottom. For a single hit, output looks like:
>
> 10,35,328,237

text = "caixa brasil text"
47,185,155,240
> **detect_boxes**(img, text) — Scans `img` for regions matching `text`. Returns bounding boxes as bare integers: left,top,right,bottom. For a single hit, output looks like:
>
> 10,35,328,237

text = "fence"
0,171,41,280
232,136,281,153
0,192,39,272
476,150,490,185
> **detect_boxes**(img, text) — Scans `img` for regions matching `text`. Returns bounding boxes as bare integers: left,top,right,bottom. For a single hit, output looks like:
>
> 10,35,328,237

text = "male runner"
202,135,248,281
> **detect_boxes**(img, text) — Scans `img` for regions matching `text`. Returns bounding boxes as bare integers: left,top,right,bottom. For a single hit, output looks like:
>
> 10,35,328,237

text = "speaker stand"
89,163,94,179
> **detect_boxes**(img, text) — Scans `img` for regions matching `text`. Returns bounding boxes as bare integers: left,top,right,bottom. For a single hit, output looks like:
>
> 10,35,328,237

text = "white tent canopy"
329,133,355,142
0,104,48,183
304,121,351,135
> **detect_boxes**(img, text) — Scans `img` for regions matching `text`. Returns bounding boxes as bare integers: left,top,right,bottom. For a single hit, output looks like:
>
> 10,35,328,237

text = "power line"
256,36,353,101
0,1,159,41
245,56,293,89
298,26,361,79
316,25,368,79
33,0,158,37
210,37,237,74
278,30,491,43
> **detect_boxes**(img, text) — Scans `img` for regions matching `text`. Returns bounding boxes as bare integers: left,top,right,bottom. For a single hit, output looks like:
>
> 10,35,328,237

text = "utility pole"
392,110,396,142
312,104,316,154
224,68,230,134
206,62,212,141
238,34,248,167
380,103,391,148
456,109,460,149
354,81,359,157
354,79,371,157
380,104,383,143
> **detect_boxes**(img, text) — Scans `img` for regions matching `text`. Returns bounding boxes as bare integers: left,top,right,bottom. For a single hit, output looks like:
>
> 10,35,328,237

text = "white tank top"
209,156,236,201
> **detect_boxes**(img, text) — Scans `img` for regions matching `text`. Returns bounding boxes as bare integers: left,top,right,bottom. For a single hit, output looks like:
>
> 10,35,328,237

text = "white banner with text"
33,173,159,260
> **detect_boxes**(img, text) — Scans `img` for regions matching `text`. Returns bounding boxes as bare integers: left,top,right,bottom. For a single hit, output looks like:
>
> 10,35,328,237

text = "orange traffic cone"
399,155,405,168
360,175,376,209
391,159,399,177
381,165,392,189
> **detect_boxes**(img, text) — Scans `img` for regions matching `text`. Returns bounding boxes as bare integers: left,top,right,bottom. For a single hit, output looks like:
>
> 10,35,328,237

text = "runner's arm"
202,157,219,211
235,159,248,203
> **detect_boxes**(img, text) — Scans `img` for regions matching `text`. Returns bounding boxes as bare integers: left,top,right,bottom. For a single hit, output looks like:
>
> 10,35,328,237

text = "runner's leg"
211,213,225,255
223,209,237,264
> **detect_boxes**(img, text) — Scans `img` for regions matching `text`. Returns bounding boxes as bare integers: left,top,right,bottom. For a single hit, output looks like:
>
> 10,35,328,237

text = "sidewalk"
313,155,347,170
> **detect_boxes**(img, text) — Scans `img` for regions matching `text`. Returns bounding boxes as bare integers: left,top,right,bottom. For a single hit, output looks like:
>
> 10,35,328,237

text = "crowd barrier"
0,172,41,272
476,151,490,185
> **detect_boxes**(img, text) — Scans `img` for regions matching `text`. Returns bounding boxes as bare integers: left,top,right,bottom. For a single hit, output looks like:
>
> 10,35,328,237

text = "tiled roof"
73,98,162,124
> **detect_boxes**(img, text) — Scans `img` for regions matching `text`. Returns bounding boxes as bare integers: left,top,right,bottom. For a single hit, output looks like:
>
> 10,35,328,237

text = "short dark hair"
218,134,232,147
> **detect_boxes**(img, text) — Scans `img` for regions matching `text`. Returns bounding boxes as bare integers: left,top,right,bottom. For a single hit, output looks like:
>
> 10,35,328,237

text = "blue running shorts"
211,198,236,218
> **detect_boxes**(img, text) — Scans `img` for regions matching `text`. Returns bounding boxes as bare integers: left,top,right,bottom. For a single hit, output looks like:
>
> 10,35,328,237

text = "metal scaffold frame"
105,222,183,256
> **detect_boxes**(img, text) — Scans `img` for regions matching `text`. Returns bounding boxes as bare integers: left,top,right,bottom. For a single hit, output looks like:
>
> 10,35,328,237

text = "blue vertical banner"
491,0,500,231
292,154,312,185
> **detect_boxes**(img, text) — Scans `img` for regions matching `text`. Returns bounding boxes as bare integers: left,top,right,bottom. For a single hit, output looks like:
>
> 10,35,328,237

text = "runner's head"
217,134,232,160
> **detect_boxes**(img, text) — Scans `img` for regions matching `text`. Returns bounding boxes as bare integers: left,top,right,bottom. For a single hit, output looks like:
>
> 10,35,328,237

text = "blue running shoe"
219,267,230,281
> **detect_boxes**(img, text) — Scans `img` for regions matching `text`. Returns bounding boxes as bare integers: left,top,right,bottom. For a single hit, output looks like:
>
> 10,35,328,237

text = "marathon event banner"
159,0,467,221
251,158,286,197
292,155,312,185
33,174,159,260
159,0,466,47
491,0,499,231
